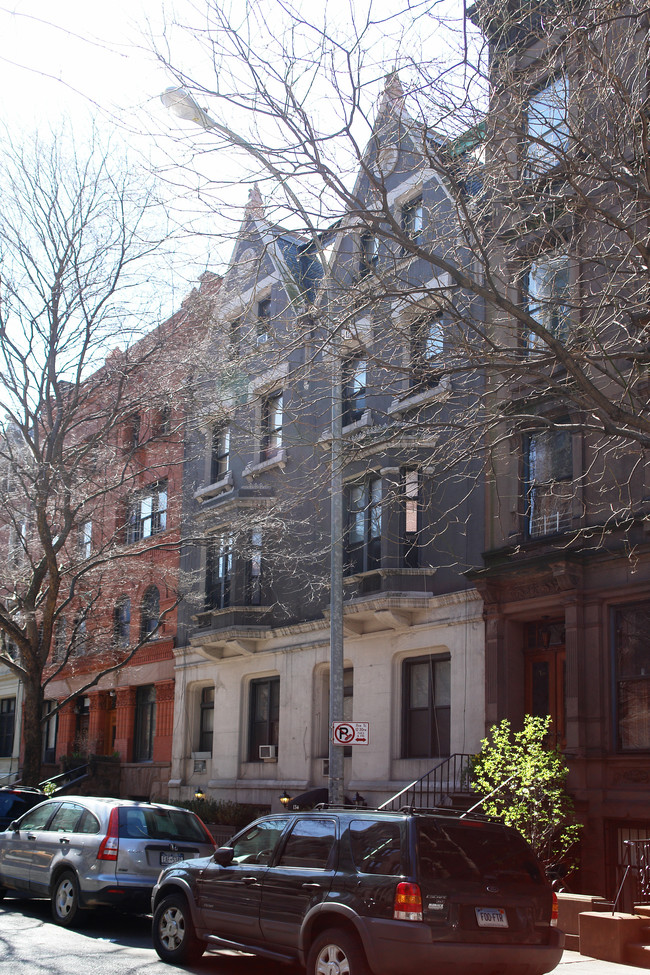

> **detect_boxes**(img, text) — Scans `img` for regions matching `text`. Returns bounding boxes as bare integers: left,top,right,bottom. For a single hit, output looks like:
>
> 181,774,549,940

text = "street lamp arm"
160,86,315,242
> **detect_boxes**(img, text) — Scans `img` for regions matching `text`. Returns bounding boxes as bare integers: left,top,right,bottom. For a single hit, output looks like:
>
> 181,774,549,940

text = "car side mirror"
8,821,20,831
213,846,234,867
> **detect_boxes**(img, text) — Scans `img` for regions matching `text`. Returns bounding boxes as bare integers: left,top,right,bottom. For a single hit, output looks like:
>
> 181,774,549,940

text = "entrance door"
525,621,566,747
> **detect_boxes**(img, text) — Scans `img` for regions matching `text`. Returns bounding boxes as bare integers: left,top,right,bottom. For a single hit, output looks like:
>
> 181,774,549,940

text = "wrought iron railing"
613,839,650,913
378,753,475,812
39,763,90,795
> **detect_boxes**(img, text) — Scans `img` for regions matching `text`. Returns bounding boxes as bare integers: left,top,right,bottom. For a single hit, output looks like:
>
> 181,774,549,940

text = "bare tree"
0,126,198,785
152,0,650,500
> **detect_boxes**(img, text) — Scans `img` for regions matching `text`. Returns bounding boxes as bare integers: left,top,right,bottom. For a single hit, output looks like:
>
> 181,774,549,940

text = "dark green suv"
151,808,564,975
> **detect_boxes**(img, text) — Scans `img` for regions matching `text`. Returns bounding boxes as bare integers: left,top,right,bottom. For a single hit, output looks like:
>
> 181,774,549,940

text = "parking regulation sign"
331,721,369,746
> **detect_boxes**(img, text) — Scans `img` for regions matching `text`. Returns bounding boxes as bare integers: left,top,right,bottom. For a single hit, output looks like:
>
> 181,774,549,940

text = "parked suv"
0,796,215,926
151,808,564,975
0,786,46,831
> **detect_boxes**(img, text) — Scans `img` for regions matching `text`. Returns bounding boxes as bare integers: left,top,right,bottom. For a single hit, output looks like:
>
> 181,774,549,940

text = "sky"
0,2,167,130
0,0,474,312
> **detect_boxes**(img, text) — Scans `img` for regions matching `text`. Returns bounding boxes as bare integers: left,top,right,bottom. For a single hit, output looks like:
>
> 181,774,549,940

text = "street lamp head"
160,86,216,131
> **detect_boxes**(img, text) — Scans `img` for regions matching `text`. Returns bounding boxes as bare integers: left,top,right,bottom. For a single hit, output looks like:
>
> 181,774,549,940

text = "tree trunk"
21,675,44,786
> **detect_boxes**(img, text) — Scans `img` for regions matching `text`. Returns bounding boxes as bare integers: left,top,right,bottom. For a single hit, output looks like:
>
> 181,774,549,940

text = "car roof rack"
0,785,45,794
401,805,500,822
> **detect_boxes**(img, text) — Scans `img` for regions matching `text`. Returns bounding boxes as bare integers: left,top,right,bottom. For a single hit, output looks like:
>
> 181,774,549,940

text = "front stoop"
579,912,650,965
556,894,605,951
626,940,650,969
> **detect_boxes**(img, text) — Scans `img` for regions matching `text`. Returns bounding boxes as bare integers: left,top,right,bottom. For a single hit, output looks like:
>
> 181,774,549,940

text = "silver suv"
0,795,215,926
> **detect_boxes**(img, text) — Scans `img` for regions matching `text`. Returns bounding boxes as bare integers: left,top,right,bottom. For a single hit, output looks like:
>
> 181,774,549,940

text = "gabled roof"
219,185,320,312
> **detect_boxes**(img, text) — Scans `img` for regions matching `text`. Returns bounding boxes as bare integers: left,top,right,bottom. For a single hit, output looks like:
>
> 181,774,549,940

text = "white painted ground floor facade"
168,589,485,810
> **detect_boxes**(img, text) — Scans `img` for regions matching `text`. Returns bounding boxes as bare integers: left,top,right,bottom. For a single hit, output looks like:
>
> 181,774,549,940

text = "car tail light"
193,814,216,847
393,882,423,921
551,892,558,927
97,807,120,861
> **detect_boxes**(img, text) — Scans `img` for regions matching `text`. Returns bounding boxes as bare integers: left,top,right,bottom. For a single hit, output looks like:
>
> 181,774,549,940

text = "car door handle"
241,876,261,886
59,838,70,844
302,883,322,890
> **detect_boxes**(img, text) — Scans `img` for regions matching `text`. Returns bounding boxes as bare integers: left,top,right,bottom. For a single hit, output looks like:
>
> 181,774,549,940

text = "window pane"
526,76,569,170
526,254,571,345
278,818,336,869
616,604,650,750
49,802,84,833
404,655,451,758
350,820,403,875
0,697,15,757
410,662,429,709
19,803,58,831
231,818,287,864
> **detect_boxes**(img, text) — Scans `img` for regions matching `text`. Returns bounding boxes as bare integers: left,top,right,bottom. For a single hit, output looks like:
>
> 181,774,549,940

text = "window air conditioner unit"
259,744,277,760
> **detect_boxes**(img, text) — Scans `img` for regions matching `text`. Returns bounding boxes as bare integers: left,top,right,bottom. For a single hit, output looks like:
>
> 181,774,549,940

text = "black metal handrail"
378,753,475,812
39,763,90,795
613,839,650,913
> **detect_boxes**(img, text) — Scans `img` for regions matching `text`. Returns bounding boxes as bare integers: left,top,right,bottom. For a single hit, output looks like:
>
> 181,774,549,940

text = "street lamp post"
328,333,345,806
161,86,346,805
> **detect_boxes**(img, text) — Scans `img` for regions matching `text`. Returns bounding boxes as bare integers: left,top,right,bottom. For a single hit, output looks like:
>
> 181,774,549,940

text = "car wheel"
153,893,205,966
51,871,83,927
307,928,371,975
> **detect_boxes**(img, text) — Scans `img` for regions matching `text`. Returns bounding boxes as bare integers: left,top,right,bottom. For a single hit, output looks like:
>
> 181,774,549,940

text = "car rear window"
417,820,543,885
0,794,28,819
349,820,403,875
118,807,210,843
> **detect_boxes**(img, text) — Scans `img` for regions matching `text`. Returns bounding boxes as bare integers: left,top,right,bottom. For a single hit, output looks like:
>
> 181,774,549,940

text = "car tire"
51,871,83,927
307,928,371,975
153,893,205,966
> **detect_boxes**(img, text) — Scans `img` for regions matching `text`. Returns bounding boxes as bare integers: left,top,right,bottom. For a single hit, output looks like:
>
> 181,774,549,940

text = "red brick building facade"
40,273,220,800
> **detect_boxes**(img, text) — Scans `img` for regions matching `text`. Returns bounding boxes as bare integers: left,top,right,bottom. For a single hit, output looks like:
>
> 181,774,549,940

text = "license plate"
475,907,508,928
160,852,184,865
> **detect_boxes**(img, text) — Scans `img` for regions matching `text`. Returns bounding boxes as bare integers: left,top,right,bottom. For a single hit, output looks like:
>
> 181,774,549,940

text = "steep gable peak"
245,182,265,220
377,70,405,122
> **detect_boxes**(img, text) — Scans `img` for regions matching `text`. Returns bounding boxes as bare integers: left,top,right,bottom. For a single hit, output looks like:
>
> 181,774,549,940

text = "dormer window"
401,195,424,247
257,298,271,344
359,234,378,278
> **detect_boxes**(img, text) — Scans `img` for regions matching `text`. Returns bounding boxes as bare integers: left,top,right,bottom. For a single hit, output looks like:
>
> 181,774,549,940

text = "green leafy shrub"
471,714,581,871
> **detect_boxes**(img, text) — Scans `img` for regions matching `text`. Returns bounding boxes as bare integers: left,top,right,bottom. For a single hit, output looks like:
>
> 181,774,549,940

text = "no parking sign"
331,721,369,745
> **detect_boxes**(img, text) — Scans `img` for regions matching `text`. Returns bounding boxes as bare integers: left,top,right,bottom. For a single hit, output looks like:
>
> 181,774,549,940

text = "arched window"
140,586,160,640
113,597,131,648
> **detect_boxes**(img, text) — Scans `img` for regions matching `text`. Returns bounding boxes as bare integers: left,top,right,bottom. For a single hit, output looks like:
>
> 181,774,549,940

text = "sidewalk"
560,949,648,973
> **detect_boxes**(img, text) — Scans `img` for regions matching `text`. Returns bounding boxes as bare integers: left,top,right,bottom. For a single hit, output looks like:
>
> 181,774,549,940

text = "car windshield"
118,807,210,843
417,821,543,885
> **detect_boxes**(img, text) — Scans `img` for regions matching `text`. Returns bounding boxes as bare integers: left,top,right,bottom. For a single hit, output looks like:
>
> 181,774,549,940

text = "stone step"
626,943,650,969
